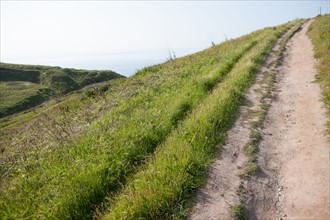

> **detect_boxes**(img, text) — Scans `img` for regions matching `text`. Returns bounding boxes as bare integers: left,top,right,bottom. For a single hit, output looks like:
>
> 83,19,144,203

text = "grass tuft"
232,203,246,220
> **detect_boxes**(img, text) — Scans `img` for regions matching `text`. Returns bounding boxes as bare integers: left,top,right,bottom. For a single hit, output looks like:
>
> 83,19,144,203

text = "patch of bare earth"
245,20,329,220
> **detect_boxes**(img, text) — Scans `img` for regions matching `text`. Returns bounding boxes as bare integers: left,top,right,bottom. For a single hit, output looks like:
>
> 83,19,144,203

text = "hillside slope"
0,20,301,219
0,63,124,117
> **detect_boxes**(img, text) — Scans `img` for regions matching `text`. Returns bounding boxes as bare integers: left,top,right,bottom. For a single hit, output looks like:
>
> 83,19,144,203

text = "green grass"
307,14,330,134
232,203,246,220
0,63,123,117
0,81,52,117
100,22,298,220
0,20,300,219
0,30,262,219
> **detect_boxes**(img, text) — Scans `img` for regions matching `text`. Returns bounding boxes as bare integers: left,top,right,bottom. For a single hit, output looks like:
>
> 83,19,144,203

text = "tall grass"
0,30,263,219
307,14,330,134
101,22,298,219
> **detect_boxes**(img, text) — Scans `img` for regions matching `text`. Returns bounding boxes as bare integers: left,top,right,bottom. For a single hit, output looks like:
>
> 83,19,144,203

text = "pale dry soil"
251,20,329,220
190,20,329,220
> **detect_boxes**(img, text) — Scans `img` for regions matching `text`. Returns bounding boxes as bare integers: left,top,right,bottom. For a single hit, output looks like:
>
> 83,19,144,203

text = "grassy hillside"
0,20,302,219
307,14,330,133
101,21,304,219
0,81,52,118
0,63,124,117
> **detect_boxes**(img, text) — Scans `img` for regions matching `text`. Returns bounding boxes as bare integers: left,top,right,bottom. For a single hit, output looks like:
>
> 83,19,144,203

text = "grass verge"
307,14,330,135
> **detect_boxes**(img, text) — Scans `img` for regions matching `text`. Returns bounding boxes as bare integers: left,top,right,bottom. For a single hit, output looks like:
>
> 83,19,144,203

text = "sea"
1,48,203,77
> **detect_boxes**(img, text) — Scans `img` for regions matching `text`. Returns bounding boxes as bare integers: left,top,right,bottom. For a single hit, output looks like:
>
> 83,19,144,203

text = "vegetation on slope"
0,36,258,220
101,21,300,220
0,81,52,118
0,63,124,117
0,20,300,219
307,14,330,133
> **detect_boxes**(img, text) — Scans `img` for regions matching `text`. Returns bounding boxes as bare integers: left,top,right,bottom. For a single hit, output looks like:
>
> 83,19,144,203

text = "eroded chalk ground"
253,20,329,220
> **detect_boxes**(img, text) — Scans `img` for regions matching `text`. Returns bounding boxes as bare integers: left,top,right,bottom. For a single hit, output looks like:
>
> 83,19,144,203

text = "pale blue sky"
1,1,329,76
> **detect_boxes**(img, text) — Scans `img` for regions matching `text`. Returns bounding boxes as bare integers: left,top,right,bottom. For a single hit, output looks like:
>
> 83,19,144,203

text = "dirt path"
250,20,329,219
190,20,329,220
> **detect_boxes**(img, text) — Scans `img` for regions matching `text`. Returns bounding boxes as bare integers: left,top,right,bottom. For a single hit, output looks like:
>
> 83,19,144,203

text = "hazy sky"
1,0,329,75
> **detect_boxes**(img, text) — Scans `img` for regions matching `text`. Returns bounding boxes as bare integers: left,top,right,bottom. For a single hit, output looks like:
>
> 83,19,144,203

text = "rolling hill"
0,63,125,117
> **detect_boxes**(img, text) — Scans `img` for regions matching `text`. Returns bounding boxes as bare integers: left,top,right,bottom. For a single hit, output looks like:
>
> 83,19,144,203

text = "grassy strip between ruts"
243,21,305,177
100,21,298,220
232,22,305,218
307,14,330,135
0,30,262,219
